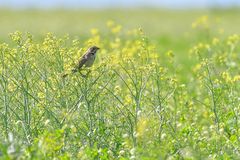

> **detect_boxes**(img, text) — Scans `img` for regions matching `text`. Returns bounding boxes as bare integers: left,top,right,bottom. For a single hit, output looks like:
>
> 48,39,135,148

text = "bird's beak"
97,47,100,50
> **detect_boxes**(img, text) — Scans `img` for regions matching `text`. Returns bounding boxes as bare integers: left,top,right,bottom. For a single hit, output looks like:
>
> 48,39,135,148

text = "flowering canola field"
0,15,240,159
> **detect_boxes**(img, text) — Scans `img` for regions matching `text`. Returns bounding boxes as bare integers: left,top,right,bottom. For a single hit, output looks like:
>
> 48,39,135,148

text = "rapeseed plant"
0,19,240,159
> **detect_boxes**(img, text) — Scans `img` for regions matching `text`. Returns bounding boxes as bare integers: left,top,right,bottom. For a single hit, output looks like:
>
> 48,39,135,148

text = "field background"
0,8,240,159
1,9,240,37
1,8,240,77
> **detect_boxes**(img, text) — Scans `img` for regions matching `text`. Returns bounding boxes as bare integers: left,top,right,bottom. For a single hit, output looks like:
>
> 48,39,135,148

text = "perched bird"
63,46,100,78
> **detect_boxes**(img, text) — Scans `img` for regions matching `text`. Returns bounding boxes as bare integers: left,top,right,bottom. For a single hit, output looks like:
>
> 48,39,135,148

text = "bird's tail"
62,73,69,78
62,68,78,78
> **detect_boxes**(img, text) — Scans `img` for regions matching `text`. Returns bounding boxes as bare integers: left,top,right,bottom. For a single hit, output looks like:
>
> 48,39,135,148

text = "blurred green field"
1,8,239,77
0,8,240,159
1,9,239,59
1,8,240,38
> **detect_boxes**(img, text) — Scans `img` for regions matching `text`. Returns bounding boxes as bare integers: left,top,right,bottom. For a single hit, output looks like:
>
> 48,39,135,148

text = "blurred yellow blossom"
107,20,115,28
227,34,239,46
137,117,149,138
233,75,240,82
192,15,209,29
166,50,174,58
221,71,232,83
212,38,219,45
111,25,122,34
90,28,99,35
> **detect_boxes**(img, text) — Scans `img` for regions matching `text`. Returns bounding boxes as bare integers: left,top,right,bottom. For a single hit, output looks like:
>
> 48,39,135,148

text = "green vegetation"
0,9,240,159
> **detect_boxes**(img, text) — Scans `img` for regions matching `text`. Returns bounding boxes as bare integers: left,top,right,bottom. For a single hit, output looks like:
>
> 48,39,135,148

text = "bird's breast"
84,55,96,67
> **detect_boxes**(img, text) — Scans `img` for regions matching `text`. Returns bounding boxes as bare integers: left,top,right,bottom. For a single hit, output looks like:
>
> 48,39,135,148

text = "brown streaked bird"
63,46,100,78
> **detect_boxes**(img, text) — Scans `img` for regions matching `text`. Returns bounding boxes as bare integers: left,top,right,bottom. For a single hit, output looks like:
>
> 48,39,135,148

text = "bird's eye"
91,52,95,55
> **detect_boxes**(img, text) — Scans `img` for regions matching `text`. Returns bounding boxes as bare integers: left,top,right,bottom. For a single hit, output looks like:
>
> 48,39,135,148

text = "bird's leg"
80,72,87,78
80,68,91,78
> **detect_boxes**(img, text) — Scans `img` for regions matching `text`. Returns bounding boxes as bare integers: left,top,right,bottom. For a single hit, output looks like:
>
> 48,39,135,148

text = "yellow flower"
204,44,210,50
137,117,149,138
213,79,221,85
217,55,226,64
124,94,132,105
7,82,16,92
106,20,114,28
127,29,138,36
9,31,23,44
166,50,174,58
90,28,99,35
193,64,202,73
111,25,122,34
191,15,209,29
169,77,178,86
212,38,219,45
227,34,239,46
110,38,121,49
38,92,45,99
221,71,232,83
233,75,240,82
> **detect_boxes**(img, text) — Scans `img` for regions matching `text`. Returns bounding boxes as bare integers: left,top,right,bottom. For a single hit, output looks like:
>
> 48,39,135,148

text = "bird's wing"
78,56,88,68
72,55,88,73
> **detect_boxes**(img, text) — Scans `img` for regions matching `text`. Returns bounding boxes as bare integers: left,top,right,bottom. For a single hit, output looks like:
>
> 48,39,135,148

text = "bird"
62,46,100,78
